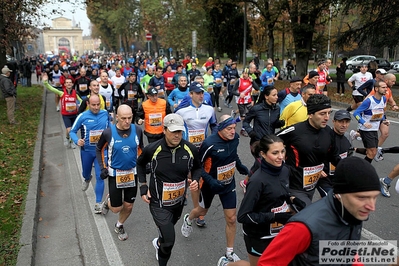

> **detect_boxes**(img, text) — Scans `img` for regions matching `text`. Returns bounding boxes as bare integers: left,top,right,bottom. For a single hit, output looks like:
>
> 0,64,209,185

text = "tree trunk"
0,10,7,67
267,22,275,60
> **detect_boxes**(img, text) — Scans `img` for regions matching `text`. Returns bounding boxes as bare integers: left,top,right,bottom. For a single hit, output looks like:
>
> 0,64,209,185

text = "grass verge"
0,85,43,265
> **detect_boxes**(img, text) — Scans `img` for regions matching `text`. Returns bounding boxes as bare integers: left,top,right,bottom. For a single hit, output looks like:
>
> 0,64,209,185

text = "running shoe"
56,106,60,112
224,101,229,107
239,180,247,193
217,256,229,266
230,110,236,118
94,203,102,214
240,129,248,137
114,224,128,241
349,130,362,141
101,194,110,215
195,216,206,227
81,175,92,191
334,93,340,96
64,138,70,148
341,93,345,96
228,104,233,108
226,252,240,262
374,147,384,162
218,107,222,112
181,213,193,237
380,178,391,197
152,238,159,261
70,140,77,149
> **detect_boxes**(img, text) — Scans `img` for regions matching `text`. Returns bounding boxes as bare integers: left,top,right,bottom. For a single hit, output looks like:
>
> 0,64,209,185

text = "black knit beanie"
333,157,380,194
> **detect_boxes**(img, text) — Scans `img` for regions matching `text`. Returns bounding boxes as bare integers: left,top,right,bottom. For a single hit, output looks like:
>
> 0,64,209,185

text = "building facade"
42,17,84,56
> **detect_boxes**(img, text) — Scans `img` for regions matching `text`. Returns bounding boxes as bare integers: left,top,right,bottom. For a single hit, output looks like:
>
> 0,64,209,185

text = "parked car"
391,60,399,69
374,58,391,71
393,63,399,72
346,55,376,70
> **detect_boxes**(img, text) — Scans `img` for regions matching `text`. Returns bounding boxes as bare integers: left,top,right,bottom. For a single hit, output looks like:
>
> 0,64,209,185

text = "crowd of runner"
31,52,399,266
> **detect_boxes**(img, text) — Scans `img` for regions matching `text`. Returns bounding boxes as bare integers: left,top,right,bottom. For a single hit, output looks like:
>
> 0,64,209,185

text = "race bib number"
229,79,236,85
128,90,136,100
54,78,60,87
106,100,111,108
329,152,347,175
65,102,76,112
79,84,88,92
270,201,290,235
162,180,185,206
370,109,384,121
158,89,165,97
116,168,136,188
303,164,324,190
149,113,162,126
89,129,103,145
215,78,222,84
267,78,274,85
188,129,205,147
217,161,236,184
207,86,213,93
116,84,121,89
167,77,173,84
251,89,259,96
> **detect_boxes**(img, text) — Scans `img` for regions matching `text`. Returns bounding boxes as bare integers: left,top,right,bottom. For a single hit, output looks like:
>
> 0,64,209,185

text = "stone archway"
58,37,71,55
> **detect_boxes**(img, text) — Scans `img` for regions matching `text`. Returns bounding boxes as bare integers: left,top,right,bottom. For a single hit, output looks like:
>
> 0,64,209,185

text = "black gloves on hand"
248,131,257,139
100,168,109,180
292,197,306,212
274,213,293,224
140,185,148,196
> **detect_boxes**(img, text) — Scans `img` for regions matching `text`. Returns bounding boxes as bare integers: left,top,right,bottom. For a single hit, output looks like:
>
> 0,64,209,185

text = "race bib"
89,129,103,145
329,152,347,175
128,90,136,101
215,78,222,84
54,78,60,87
149,113,162,126
158,89,165,97
370,109,384,121
167,77,173,84
207,86,214,93
116,168,136,188
116,84,121,89
106,100,111,108
270,201,290,235
302,164,324,190
65,102,76,112
267,78,274,85
217,161,236,185
188,129,205,147
229,79,236,85
79,84,88,92
162,180,185,206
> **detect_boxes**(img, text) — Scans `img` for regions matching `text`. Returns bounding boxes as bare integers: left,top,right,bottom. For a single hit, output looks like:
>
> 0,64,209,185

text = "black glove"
248,130,257,139
274,213,293,224
140,184,148,196
292,197,306,212
208,178,225,194
100,168,109,180
352,85,356,90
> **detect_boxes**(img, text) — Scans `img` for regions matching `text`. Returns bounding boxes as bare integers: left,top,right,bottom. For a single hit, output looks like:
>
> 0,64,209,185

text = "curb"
16,88,47,266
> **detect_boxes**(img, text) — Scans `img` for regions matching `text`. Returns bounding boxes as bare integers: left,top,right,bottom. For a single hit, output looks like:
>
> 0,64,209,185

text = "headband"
218,117,238,131
307,102,332,115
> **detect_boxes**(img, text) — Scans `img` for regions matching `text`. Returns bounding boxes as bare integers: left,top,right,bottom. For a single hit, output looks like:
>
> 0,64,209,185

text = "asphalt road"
32,92,398,266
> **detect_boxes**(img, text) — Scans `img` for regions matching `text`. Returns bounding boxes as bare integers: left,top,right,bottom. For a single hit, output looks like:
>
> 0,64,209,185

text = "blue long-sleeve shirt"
70,109,110,151
167,87,189,106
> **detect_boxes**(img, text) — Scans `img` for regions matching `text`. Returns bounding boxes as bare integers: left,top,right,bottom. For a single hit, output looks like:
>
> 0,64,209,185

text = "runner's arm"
95,128,111,170
257,222,311,266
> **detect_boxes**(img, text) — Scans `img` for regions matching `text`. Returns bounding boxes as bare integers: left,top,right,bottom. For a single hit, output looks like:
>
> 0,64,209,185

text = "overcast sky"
42,2,91,35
